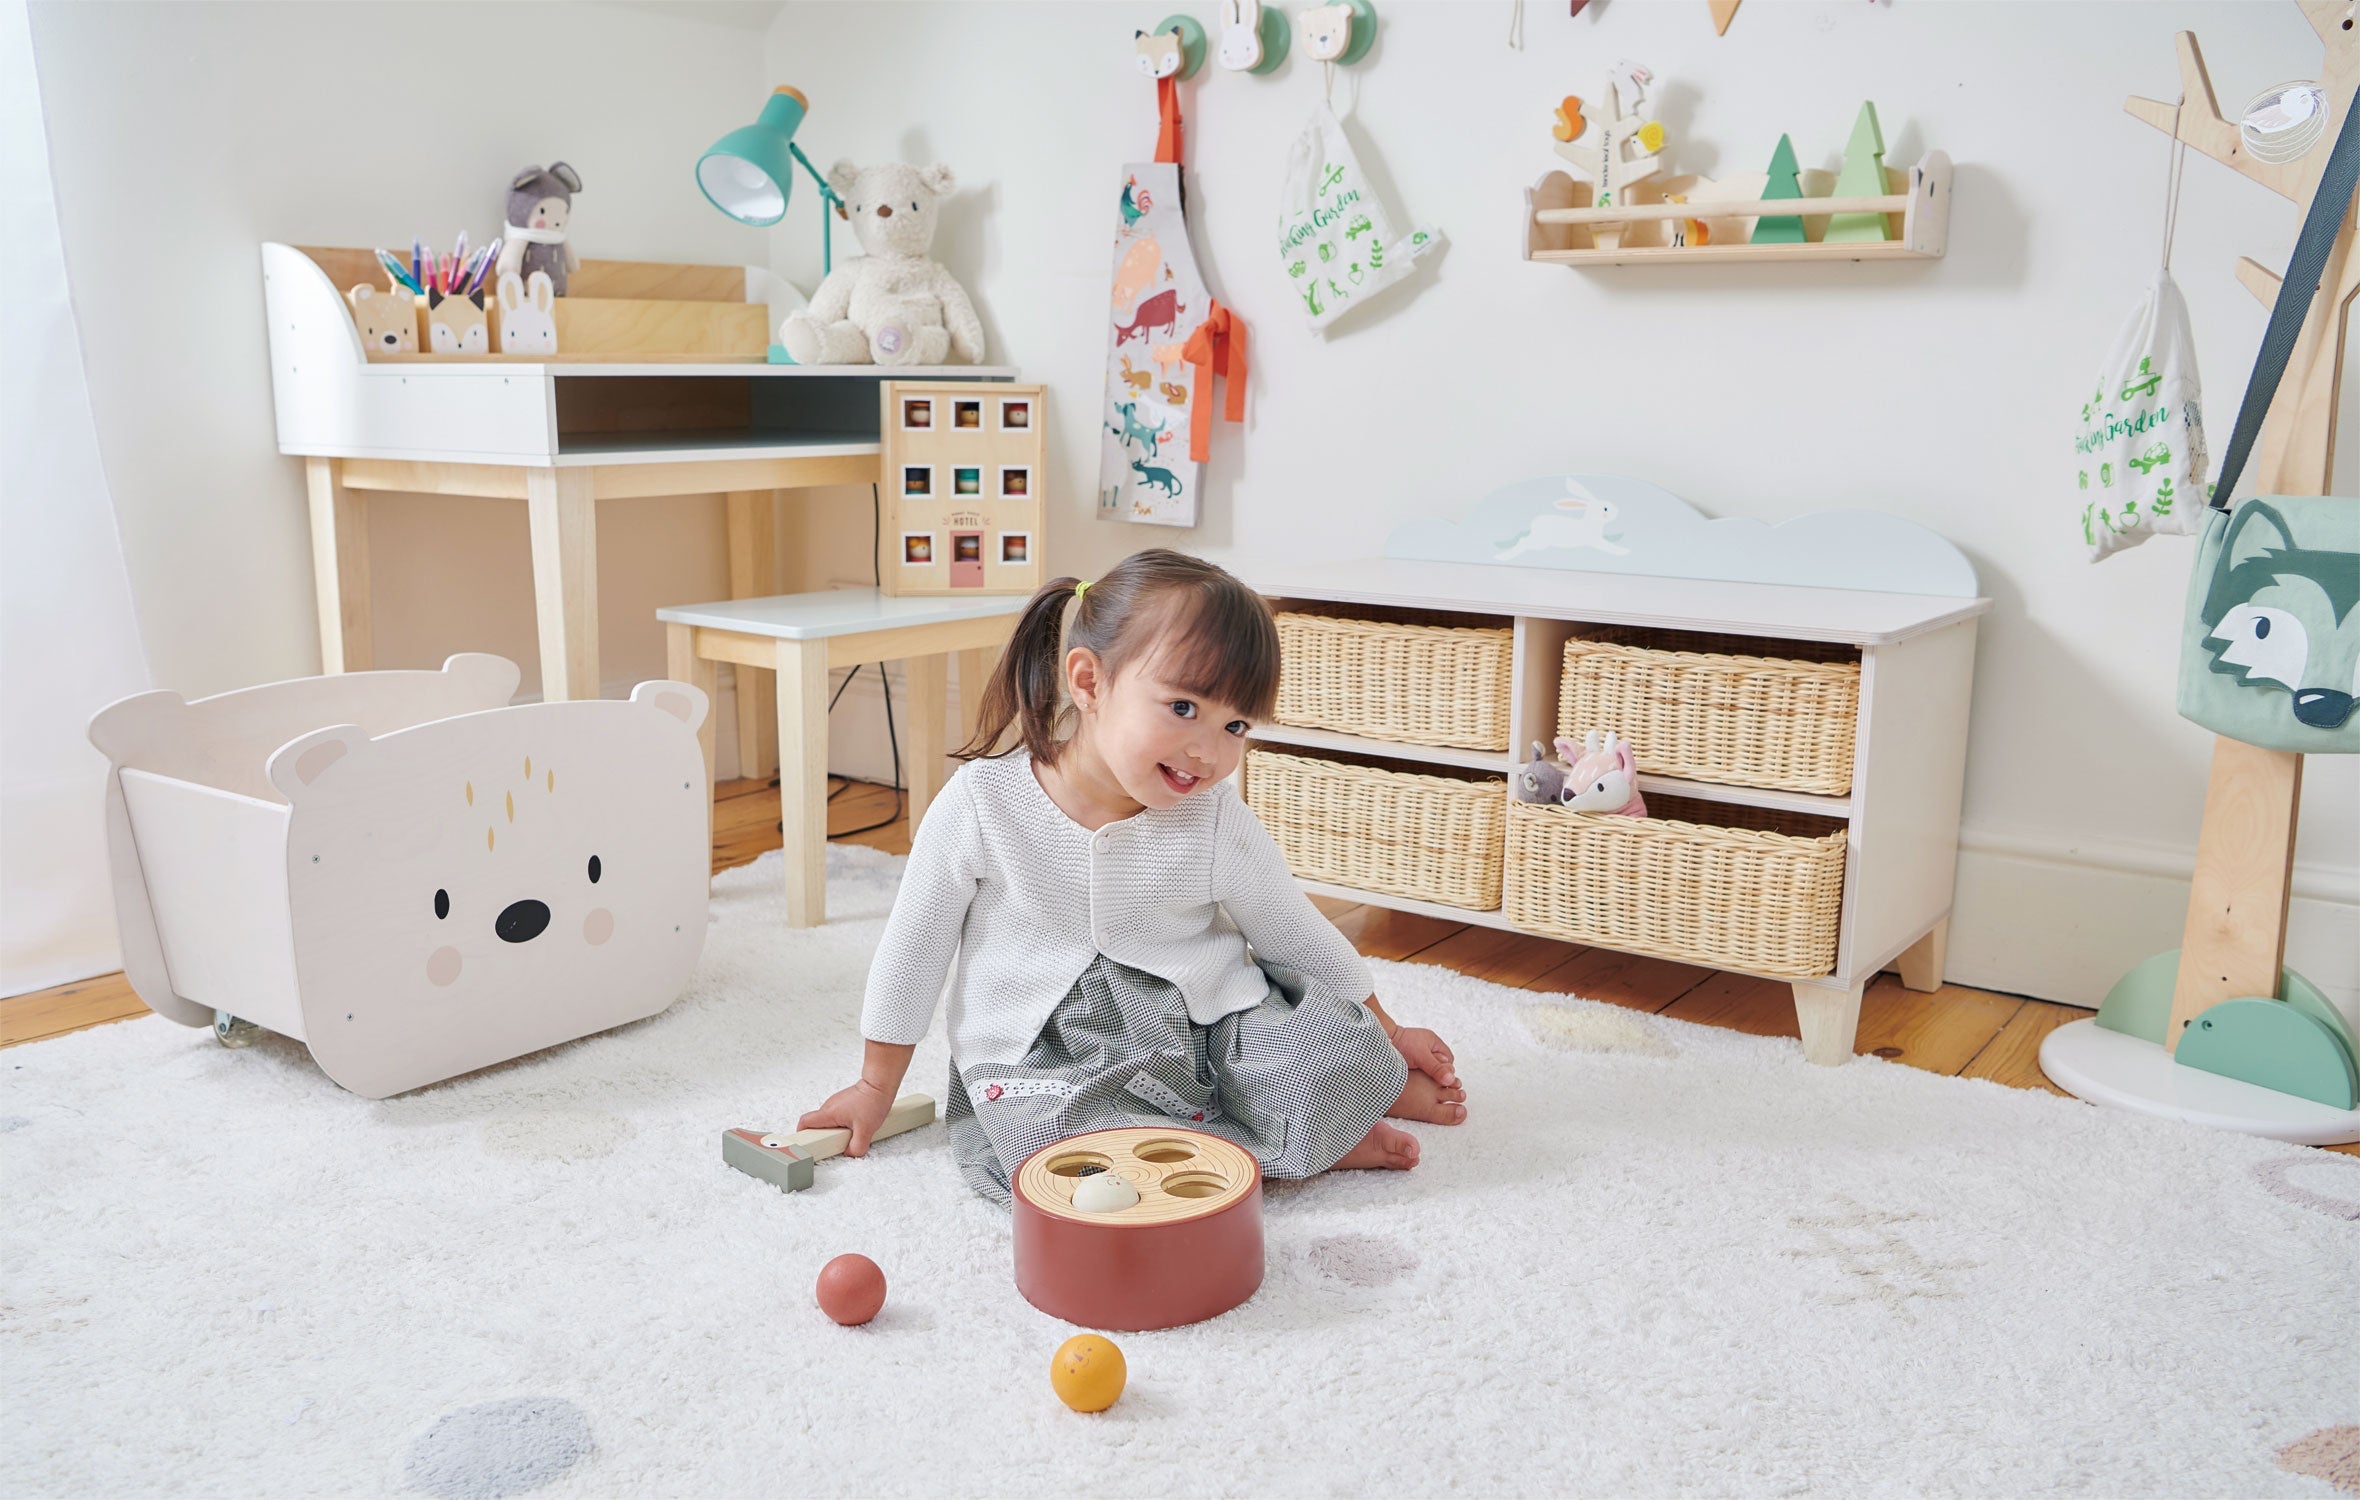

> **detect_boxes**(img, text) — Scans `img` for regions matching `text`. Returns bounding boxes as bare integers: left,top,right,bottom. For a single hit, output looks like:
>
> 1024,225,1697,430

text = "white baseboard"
1950,828,2358,1026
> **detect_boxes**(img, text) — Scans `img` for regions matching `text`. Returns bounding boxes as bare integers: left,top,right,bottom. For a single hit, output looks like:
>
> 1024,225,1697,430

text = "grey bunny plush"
497,162,583,296
1512,741,1568,804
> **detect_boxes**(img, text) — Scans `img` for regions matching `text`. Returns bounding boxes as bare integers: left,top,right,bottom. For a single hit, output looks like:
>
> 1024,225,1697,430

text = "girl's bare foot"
1332,1119,1420,1171
1389,1069,1467,1126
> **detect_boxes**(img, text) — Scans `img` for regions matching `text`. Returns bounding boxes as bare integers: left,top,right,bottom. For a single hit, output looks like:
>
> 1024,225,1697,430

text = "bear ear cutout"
88,690,190,763
632,680,710,733
266,725,371,804
548,161,581,193
441,653,522,707
918,164,956,197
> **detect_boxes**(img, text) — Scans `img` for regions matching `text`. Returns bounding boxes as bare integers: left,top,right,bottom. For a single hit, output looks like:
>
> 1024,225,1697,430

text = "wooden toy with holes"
723,1092,937,1193
1012,1127,1263,1331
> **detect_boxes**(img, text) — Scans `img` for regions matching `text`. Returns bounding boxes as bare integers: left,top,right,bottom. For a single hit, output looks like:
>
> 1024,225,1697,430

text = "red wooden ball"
815,1253,887,1326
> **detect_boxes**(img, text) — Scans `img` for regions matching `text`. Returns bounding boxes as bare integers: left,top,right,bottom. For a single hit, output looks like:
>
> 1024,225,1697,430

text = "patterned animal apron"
1099,78,1242,527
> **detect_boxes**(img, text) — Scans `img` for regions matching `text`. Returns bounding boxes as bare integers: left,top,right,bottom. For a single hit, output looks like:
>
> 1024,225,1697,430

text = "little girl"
800,548,1467,1201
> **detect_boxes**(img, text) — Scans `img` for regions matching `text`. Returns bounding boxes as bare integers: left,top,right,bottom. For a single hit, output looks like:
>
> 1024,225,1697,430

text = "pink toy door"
949,530,984,588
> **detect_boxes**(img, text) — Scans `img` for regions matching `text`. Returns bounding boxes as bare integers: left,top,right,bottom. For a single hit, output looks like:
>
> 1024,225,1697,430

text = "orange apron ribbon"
1180,301,1246,464
1155,76,1183,166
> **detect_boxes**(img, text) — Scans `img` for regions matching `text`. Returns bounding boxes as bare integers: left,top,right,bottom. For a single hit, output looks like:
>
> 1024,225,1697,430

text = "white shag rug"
5,844,2357,1500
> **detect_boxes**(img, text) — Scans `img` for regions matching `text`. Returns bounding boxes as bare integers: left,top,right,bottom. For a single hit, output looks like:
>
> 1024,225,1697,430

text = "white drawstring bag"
2074,268,2208,560
1278,103,1440,333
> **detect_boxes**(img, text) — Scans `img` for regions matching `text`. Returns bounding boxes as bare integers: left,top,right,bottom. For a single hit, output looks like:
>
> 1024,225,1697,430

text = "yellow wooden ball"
1049,1334,1127,1413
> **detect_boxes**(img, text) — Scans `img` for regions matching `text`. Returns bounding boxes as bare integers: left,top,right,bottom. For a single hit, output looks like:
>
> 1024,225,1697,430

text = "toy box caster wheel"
213,1011,258,1048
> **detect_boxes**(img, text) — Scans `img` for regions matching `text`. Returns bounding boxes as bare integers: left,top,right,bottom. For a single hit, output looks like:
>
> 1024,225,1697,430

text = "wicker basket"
1503,795,1847,977
1244,748,1506,911
1557,629,1861,796
1275,609,1513,751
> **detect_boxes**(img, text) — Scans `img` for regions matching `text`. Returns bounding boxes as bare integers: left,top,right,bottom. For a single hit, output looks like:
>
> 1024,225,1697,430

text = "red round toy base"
1010,1128,1264,1332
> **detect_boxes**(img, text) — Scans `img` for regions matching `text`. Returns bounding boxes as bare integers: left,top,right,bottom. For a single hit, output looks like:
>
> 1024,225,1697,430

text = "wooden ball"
815,1253,886,1326
1050,1334,1127,1413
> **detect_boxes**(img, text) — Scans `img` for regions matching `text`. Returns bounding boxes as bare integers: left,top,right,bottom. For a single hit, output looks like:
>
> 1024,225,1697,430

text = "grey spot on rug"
480,1112,636,1162
1522,1003,1678,1058
0,1115,30,1133
2252,1155,2360,1221
2277,1426,2360,1495
404,1396,592,1500
1307,1233,1418,1287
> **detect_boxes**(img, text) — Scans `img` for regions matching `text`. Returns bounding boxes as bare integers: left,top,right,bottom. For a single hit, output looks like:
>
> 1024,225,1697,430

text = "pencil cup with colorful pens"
365,234,504,356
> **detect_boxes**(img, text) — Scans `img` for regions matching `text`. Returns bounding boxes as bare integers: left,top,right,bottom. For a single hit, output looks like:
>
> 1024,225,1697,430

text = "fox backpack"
2176,96,2360,756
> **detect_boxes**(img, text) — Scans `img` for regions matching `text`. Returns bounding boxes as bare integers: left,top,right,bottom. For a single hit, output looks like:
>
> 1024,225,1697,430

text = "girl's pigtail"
954,575,1080,762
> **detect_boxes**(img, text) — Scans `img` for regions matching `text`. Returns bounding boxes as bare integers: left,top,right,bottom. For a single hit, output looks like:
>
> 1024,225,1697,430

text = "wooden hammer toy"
722,1093,938,1193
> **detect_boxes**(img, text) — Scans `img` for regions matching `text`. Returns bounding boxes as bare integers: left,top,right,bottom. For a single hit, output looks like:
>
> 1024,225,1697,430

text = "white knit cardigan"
859,749,1376,1065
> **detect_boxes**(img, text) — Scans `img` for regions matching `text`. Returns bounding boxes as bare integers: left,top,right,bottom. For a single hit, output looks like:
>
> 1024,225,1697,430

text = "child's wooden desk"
261,243,1016,775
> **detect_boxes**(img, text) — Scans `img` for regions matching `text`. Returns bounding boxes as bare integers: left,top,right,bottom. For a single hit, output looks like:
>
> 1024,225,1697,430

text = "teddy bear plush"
777,160,984,366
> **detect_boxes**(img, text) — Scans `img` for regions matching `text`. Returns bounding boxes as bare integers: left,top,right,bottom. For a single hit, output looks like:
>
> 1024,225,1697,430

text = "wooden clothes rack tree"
2124,3,2357,1051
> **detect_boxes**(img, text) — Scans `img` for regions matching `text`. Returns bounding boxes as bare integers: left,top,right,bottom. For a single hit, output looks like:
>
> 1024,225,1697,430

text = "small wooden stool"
657,588,1026,927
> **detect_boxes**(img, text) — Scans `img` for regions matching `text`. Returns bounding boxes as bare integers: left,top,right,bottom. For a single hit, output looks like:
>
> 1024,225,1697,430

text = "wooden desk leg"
526,468,600,702
2165,737,2303,1050
303,457,372,673
775,636,830,928
1792,981,1865,1067
954,645,999,754
904,653,949,832
666,622,720,877
726,490,778,781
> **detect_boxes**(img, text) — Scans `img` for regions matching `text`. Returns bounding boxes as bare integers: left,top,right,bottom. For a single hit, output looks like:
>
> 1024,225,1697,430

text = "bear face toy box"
88,655,711,1098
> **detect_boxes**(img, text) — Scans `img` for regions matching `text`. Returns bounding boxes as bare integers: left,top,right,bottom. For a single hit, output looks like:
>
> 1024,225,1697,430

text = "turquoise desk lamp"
696,85,844,361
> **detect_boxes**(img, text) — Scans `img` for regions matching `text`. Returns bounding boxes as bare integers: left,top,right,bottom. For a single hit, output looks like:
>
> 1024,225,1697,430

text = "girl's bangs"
1128,583,1281,722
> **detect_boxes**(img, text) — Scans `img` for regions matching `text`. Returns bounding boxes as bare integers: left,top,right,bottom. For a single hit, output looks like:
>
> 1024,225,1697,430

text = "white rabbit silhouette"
1218,0,1265,69
1495,479,1630,560
497,270,558,355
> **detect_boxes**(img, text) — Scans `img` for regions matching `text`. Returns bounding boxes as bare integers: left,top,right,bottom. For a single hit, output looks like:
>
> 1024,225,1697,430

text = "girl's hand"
797,1078,899,1157
1390,1025,1458,1089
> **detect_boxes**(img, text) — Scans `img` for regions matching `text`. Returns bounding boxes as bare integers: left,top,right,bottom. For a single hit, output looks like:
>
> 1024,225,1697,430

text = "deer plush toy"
1557,730,1649,817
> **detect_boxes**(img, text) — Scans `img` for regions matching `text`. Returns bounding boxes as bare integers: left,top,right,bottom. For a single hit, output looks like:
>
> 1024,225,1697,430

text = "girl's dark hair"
956,548,1280,764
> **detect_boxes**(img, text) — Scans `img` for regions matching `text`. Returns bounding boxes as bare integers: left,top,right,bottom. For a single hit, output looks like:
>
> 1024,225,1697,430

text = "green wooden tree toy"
1826,102,1891,243
1751,133,1806,244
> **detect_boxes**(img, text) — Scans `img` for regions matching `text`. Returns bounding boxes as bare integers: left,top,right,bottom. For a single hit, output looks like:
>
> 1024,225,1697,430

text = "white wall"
2,0,153,995
767,0,2357,1012
20,0,2354,1012
26,0,779,706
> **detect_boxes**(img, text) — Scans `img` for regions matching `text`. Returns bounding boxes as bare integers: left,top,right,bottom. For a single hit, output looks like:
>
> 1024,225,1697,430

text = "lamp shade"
697,86,809,225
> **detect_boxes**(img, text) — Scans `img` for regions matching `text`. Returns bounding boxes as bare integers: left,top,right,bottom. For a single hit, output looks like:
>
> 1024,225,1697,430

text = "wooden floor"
9,777,2352,1158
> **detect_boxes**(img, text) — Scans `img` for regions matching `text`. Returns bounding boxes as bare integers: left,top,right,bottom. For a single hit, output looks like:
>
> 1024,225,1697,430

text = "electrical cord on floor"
778,480,904,841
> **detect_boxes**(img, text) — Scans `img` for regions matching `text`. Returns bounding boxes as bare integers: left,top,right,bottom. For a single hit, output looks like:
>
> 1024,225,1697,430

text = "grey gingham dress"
946,955,1408,1204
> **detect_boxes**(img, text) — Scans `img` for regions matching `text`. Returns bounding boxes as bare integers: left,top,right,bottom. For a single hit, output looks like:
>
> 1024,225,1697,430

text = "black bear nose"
496,899,550,943
2292,689,2355,728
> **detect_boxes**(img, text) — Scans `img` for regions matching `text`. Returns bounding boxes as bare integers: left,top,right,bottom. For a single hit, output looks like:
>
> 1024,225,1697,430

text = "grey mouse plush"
497,162,582,296
1512,741,1568,804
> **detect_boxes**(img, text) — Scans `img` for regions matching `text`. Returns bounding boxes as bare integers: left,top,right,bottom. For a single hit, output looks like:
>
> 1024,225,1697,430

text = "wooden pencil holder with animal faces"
345,283,420,360
425,288,491,355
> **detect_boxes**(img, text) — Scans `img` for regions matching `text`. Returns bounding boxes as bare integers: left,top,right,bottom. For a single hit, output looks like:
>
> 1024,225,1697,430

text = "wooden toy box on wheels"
87,655,713,1098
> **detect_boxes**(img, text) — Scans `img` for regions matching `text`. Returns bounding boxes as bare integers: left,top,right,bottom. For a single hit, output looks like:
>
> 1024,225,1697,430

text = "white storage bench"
89,654,713,1098
1243,475,1992,1066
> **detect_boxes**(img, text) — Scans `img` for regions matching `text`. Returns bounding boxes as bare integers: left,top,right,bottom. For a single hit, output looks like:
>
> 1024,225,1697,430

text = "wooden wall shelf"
1524,151,1951,267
